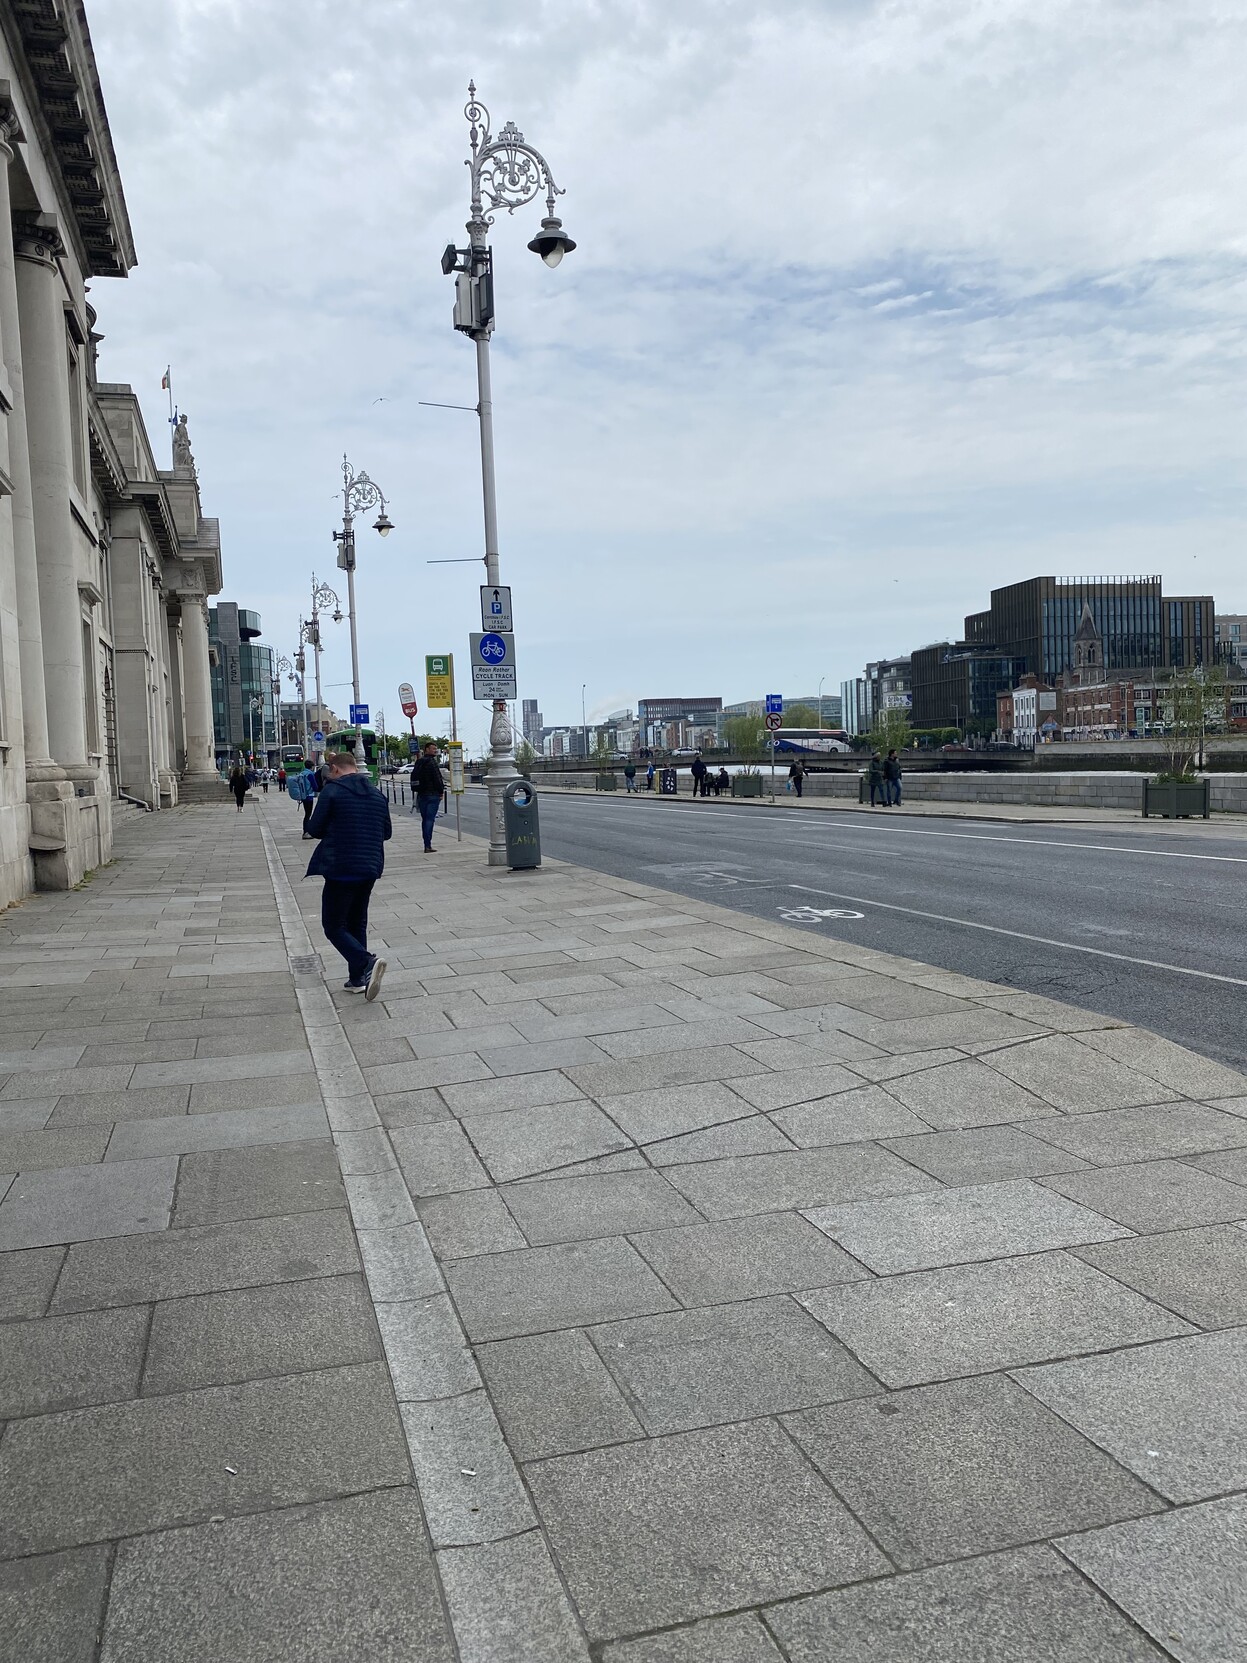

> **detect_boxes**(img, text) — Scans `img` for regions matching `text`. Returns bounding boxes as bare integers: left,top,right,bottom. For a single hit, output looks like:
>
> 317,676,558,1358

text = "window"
81,615,100,755
67,334,86,494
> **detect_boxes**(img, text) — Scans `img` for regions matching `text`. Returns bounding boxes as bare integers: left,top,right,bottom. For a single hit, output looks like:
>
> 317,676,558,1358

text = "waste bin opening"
508,782,534,808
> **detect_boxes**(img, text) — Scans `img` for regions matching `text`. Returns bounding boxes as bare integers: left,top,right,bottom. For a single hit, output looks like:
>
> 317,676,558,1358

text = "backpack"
288,771,313,802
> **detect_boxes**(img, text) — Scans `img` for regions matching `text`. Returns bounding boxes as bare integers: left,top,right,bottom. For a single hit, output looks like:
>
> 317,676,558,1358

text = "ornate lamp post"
332,457,393,766
307,575,343,761
273,655,291,748
442,83,574,864
293,631,312,758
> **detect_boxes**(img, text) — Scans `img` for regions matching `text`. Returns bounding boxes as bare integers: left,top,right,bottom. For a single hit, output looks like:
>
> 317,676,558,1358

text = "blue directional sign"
469,632,517,700
765,693,783,714
312,729,325,745
349,704,369,725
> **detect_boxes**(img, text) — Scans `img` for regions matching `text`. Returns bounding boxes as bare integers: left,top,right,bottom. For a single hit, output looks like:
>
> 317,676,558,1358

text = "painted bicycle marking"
778,905,865,924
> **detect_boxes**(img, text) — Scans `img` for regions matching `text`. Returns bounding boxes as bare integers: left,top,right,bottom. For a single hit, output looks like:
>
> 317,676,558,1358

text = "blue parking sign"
350,704,369,725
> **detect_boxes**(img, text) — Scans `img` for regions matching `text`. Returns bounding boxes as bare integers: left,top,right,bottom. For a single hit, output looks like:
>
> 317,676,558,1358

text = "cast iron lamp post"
332,457,393,766
441,82,574,864
307,575,343,761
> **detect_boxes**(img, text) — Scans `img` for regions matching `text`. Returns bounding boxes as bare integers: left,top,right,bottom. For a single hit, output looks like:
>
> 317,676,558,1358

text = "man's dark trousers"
322,878,374,983
417,793,440,850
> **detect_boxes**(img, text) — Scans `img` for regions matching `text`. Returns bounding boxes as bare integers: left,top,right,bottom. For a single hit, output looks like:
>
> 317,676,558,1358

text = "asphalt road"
451,786,1247,1071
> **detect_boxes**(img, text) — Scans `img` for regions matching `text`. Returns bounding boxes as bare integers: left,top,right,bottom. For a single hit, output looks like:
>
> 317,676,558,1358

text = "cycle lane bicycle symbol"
778,905,865,924
478,633,507,662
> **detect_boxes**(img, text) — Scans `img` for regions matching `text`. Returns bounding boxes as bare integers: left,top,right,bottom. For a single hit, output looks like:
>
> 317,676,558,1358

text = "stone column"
167,607,186,770
15,214,90,781
0,113,57,779
178,591,216,777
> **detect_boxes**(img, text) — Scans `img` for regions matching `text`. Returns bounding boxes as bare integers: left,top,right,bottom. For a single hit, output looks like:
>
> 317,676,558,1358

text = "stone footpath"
0,794,1245,1661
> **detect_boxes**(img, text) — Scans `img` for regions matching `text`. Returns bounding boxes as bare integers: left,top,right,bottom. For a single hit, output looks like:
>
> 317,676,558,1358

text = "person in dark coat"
305,750,392,998
690,753,707,797
229,763,248,812
788,758,806,798
867,751,886,808
884,749,903,806
410,742,447,852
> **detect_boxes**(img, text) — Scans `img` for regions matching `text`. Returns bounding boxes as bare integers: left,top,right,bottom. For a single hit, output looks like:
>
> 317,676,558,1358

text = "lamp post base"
485,699,518,865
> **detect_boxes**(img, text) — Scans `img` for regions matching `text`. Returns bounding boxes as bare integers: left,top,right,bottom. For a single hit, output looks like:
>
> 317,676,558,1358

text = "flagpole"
163,367,175,449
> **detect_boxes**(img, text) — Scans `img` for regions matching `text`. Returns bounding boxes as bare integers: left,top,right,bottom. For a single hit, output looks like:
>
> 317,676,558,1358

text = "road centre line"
789,884,1247,989
545,792,1247,865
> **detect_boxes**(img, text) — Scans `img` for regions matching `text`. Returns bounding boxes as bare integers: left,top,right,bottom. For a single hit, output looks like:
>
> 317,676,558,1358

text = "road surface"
451,787,1247,1070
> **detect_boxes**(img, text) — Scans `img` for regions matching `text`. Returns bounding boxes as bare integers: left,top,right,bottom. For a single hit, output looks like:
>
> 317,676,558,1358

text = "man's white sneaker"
365,957,387,1002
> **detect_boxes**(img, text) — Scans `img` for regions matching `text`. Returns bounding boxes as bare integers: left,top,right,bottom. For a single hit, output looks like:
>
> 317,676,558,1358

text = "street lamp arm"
465,84,565,227
340,455,389,524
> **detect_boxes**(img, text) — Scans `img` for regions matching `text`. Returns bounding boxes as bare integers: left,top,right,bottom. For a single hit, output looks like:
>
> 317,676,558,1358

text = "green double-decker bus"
325,728,380,784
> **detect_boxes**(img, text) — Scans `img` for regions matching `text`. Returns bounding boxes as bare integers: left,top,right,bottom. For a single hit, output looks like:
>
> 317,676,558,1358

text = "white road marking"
788,884,1247,988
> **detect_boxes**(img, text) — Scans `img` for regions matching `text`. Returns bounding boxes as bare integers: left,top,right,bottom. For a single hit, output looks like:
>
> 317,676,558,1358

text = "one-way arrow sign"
480,585,513,633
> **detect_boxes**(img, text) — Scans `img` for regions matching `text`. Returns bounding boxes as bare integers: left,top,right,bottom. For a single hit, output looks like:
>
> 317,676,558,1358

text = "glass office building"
209,603,277,762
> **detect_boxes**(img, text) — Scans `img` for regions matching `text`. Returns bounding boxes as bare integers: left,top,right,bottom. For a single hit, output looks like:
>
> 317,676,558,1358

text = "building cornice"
1,1,135,277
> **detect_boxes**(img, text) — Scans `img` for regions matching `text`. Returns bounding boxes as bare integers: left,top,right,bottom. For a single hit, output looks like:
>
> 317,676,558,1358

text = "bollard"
502,778,541,869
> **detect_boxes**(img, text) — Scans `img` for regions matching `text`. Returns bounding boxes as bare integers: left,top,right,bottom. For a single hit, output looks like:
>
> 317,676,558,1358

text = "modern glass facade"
965,577,1212,680
209,603,278,759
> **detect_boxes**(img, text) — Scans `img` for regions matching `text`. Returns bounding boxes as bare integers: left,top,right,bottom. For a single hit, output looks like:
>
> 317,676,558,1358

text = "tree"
723,714,766,762
784,702,820,729
592,732,614,767
1157,664,1228,776
869,708,912,753
515,738,537,771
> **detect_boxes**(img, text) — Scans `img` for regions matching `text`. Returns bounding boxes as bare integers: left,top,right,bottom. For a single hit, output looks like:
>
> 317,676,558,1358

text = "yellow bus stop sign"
425,654,454,710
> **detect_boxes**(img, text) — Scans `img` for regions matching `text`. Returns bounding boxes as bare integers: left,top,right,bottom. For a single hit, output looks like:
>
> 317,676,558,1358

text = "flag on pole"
161,368,170,390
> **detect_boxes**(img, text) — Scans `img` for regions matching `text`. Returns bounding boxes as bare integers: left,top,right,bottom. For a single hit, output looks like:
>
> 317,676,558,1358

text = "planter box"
1142,778,1210,819
731,774,764,798
595,773,617,791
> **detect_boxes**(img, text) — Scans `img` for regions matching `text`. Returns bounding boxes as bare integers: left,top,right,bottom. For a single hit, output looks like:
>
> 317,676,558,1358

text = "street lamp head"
526,215,576,267
332,609,343,624
373,511,394,538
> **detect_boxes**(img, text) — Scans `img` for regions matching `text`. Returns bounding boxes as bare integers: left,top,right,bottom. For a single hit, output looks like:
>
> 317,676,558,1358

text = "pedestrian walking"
305,750,391,999
646,761,655,791
286,760,318,836
867,751,886,808
624,760,637,793
411,741,447,853
261,770,269,795
788,758,806,799
691,753,707,798
884,749,903,807
229,763,248,812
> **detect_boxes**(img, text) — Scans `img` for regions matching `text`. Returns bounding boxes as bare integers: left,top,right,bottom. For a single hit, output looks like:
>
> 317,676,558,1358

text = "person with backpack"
305,749,391,998
287,761,318,837
788,758,806,798
623,760,637,793
410,741,447,852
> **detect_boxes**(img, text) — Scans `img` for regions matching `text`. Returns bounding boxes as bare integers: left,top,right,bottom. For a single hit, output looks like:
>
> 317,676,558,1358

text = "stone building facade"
0,4,222,908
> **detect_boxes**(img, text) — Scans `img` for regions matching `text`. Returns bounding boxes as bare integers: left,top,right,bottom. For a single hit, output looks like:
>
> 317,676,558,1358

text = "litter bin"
502,778,541,869
659,767,678,795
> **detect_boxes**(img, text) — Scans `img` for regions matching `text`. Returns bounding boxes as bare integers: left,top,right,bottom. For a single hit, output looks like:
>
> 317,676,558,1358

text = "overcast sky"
89,0,1246,748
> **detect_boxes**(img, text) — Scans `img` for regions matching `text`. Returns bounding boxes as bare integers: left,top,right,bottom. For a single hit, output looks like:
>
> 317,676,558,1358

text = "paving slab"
663,1142,937,1219
0,1362,408,1557
0,1243,64,1319
0,1099,56,1131
437,1529,590,1663
804,1179,1130,1274
188,1073,322,1112
461,1101,634,1183
445,1236,678,1341
1073,1224,1247,1328
798,1251,1193,1386
768,1083,931,1146
417,1188,527,1258
1015,1327,1247,1503
785,1372,1162,1571
171,1138,345,1227
105,1100,328,1161
881,1123,1089,1184
0,1124,110,1170
47,1086,191,1126
376,1087,453,1127
881,1058,1058,1129
645,1114,795,1164
725,1063,865,1112
0,1304,148,1419
400,1389,536,1546
1024,1101,1247,1164
589,1295,880,1433
565,1049,770,1099
600,1615,785,1662
1059,1496,1247,1663
141,1274,380,1395
439,1069,587,1118
500,1169,700,1245
1039,1158,1247,1231
630,1209,867,1307
99,1488,454,1663
595,1080,754,1144
1076,1026,1247,1100
979,1034,1176,1112
767,1543,1171,1662
391,1120,492,1196
527,1419,888,1640
50,1207,359,1312
0,1544,110,1663
0,1156,177,1250
374,1293,481,1400
476,1327,644,1461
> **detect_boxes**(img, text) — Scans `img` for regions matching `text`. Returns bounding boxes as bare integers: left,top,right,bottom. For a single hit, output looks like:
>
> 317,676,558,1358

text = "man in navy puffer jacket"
305,751,392,998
